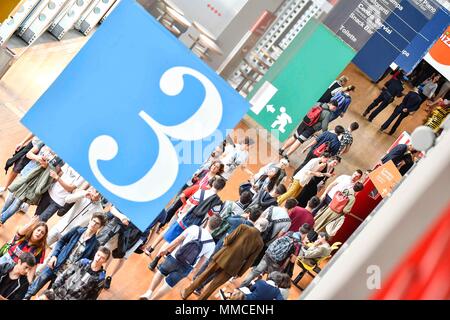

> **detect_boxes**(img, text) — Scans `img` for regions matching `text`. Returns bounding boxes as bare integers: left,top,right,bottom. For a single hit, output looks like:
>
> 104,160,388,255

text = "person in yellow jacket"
277,154,331,205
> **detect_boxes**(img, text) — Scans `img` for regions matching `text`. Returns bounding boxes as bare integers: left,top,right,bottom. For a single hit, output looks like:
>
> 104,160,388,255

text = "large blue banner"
21,0,249,229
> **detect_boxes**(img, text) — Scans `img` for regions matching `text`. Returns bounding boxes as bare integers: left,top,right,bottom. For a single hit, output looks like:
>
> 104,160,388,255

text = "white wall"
171,0,249,38
209,0,285,70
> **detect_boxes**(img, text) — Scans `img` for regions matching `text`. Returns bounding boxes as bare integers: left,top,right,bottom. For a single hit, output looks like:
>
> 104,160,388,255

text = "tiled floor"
0,29,429,300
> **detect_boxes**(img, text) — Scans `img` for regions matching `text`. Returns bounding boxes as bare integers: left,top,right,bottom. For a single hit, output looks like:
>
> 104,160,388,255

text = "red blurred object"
371,203,450,300
250,10,276,36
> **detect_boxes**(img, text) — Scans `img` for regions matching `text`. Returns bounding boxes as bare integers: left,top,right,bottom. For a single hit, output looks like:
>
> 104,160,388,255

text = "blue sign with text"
353,0,434,81
21,0,249,229
394,8,449,73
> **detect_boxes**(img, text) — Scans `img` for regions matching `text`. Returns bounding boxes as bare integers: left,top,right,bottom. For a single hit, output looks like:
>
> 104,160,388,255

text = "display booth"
332,132,412,245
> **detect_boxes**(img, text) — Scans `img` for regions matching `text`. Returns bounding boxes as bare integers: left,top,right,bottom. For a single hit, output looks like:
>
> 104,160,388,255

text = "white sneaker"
19,203,29,213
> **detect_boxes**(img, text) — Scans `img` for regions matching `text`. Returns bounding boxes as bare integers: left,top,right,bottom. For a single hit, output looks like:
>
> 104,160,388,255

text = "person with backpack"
250,199,294,268
147,178,225,271
139,215,222,300
314,182,364,233
260,202,293,244
144,177,218,257
277,154,330,205
190,207,263,296
312,170,363,216
293,125,345,175
211,191,254,242
329,85,355,122
247,184,287,212
240,225,307,288
279,100,338,157
181,218,269,300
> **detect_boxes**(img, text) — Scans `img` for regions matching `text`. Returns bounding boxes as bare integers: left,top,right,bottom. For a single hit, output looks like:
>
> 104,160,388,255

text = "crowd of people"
0,64,444,300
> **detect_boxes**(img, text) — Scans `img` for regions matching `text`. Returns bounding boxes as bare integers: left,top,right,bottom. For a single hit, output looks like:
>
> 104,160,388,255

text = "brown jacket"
212,224,264,277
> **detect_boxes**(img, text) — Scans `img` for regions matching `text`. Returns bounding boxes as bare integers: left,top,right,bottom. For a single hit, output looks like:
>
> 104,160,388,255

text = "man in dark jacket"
294,125,345,174
181,219,268,300
380,88,422,135
363,77,404,121
381,143,419,174
280,101,338,157
25,213,106,299
51,247,110,300
247,184,287,212
0,252,35,300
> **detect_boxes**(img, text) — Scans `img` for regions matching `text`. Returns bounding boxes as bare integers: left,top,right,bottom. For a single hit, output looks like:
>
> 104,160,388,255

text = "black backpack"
175,227,214,266
261,207,291,243
182,190,222,227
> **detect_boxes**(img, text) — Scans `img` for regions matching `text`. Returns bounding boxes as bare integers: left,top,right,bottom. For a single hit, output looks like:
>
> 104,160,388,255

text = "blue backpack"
175,227,214,266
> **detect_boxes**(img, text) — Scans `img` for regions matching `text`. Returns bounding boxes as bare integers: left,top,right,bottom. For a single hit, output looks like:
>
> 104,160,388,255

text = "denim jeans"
35,192,63,222
1,193,23,224
25,266,56,299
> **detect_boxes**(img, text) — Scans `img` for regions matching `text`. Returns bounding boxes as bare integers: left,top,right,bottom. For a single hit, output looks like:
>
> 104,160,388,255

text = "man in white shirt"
35,165,85,222
47,187,104,246
278,154,330,205
139,215,222,300
312,169,363,216
220,137,254,180
260,202,294,242
148,178,225,271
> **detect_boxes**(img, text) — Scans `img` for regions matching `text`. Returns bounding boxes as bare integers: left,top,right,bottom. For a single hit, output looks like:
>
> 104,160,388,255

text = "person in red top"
287,197,320,232
0,216,48,282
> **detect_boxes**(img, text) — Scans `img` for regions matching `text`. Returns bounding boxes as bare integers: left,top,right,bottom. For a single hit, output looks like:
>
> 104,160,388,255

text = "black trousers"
380,106,410,134
366,91,392,121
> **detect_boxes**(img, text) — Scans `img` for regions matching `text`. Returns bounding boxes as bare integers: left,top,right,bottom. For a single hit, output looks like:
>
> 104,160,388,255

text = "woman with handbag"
0,216,48,282
314,182,364,233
